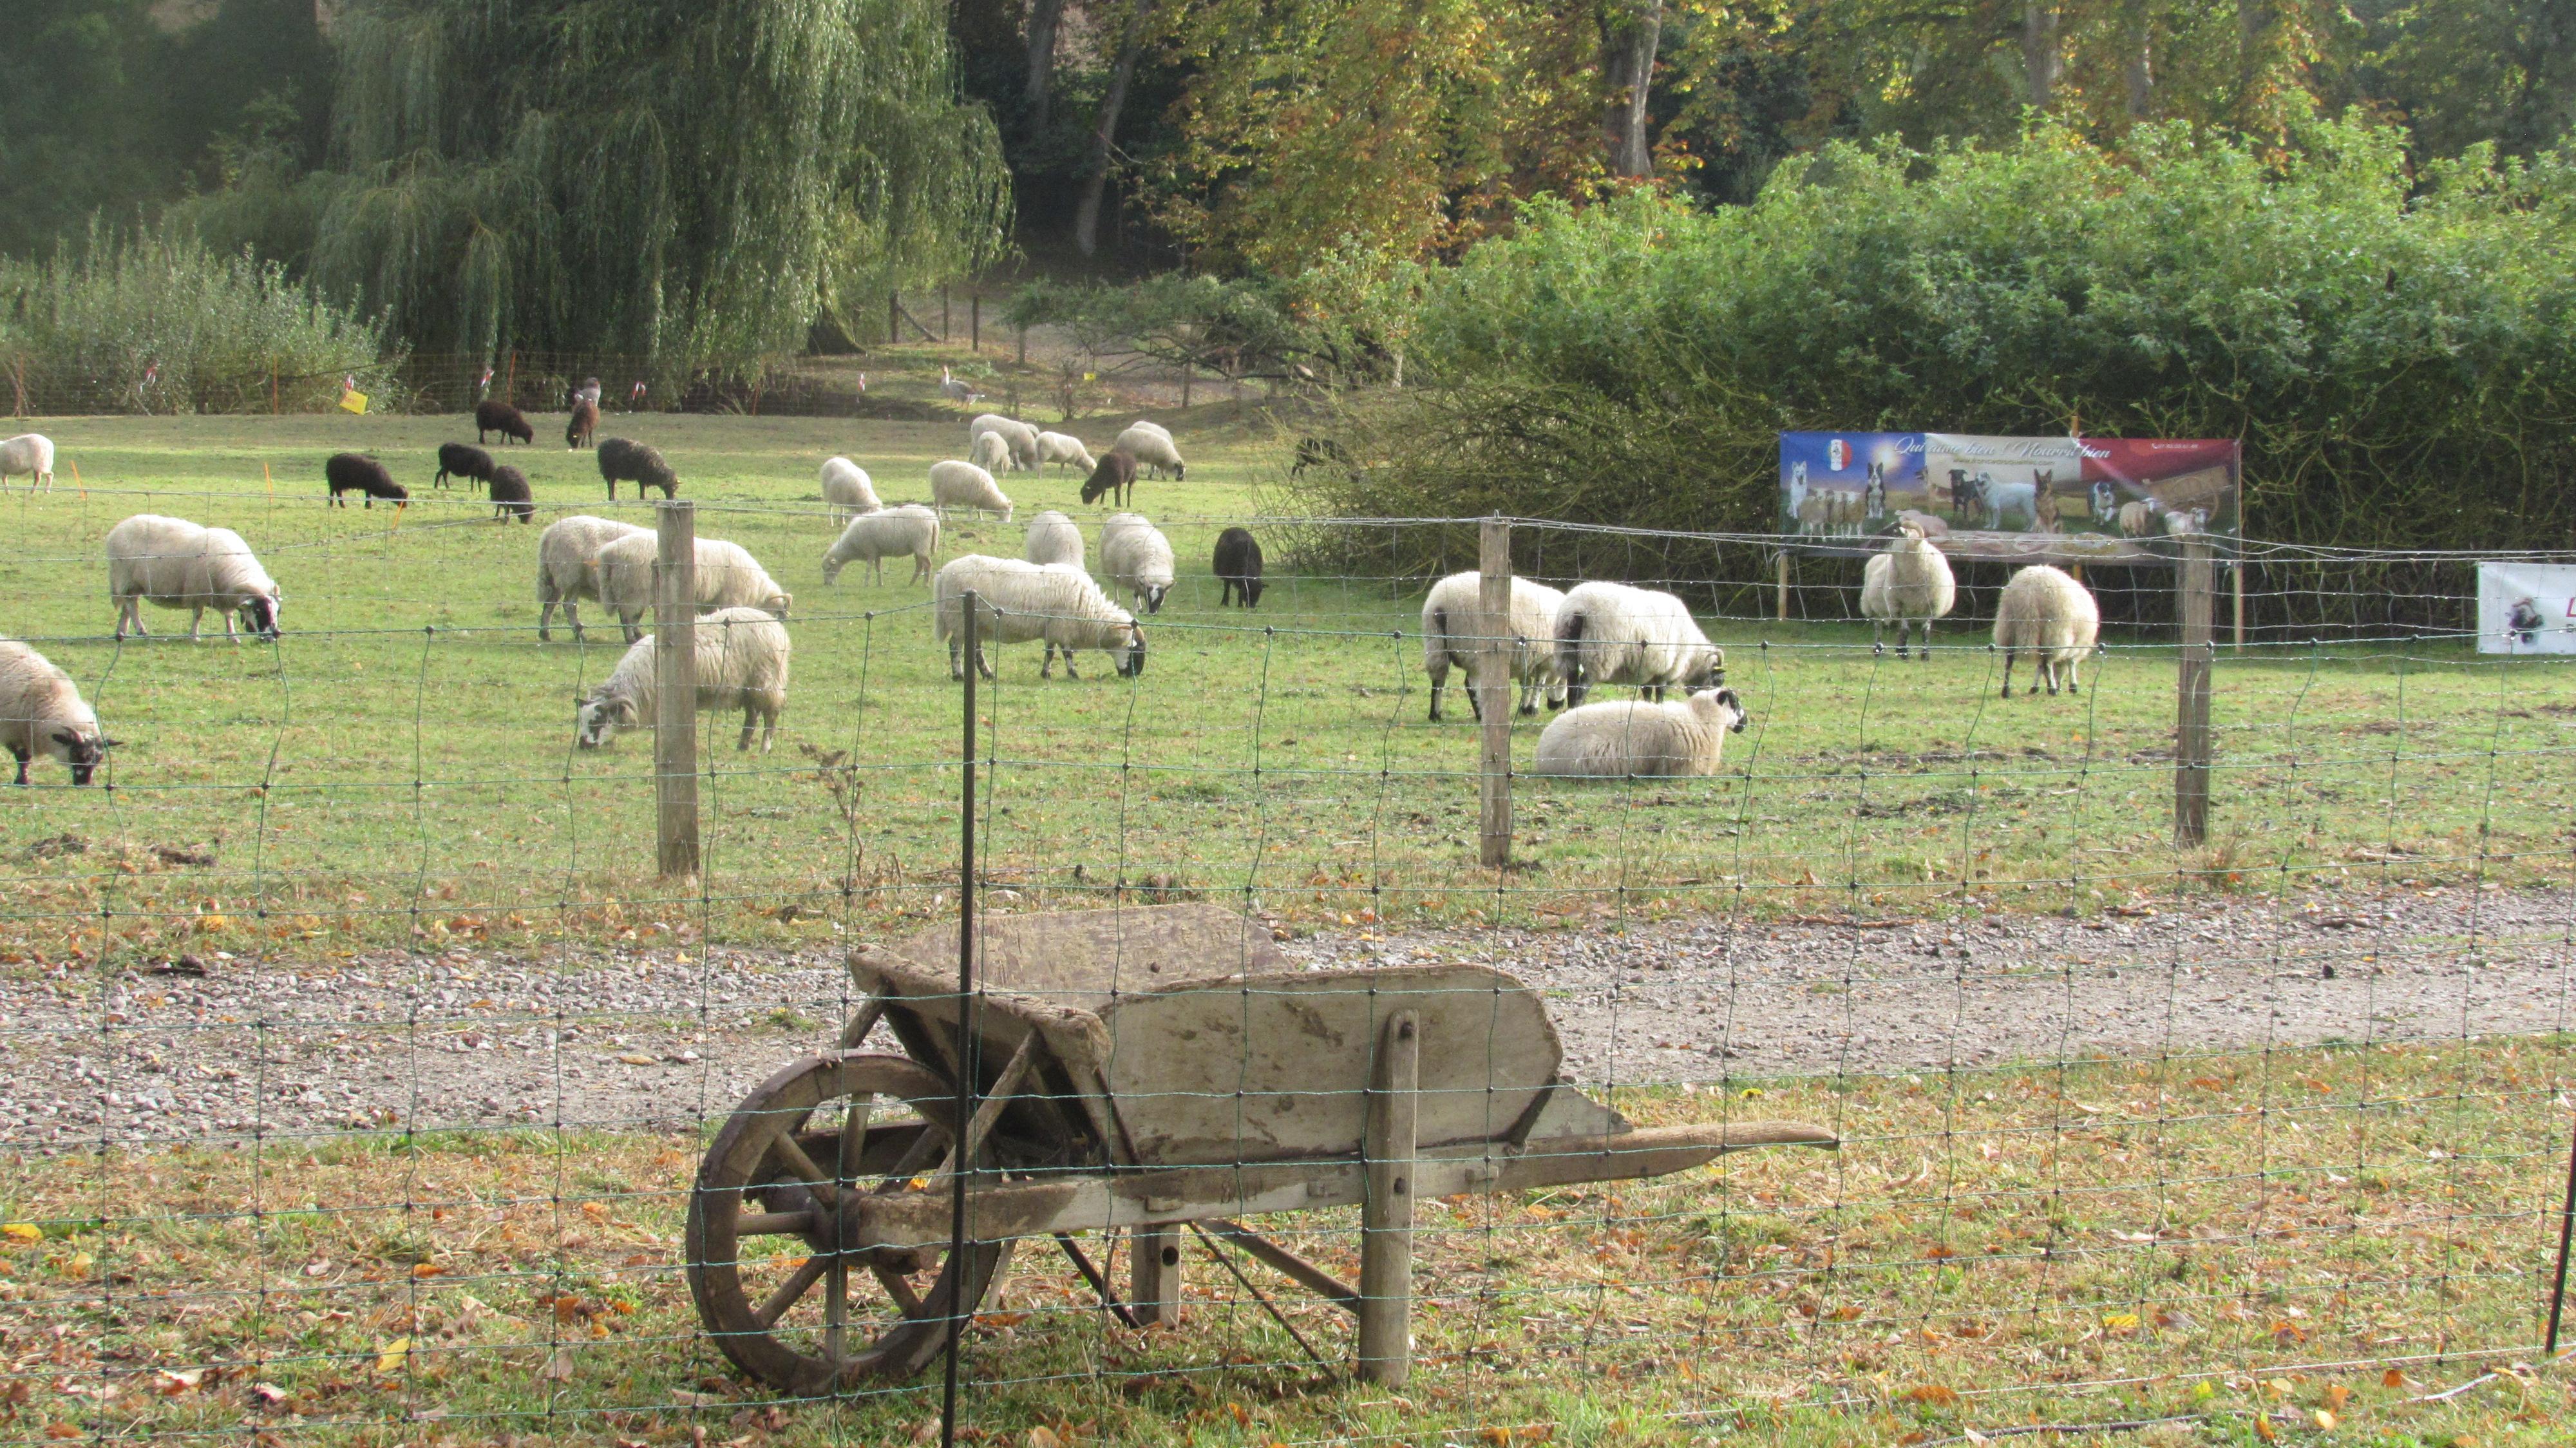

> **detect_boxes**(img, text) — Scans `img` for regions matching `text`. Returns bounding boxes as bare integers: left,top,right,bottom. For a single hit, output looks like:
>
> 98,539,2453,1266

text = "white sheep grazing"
822,504,941,586
1859,522,1956,659
1533,687,1748,779
574,607,791,754
1420,571,1568,723
1037,432,1097,474
929,460,1013,523
105,514,282,641
1023,510,1084,569
1993,564,2100,698
1,434,57,491
2118,499,2166,537
536,515,650,642
594,533,792,643
0,638,110,785
820,457,881,522
1099,511,1176,614
1112,423,1186,481
969,414,1042,472
1551,581,1724,706
933,555,1144,682
969,430,1014,475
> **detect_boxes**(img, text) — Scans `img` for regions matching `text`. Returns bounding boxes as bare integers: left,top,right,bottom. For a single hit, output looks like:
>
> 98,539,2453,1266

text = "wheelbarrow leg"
1359,1010,1420,1386
1132,1227,1182,1327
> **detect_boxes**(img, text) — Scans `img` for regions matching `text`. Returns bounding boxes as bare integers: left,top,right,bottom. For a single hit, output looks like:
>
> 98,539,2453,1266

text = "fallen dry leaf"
374,1337,411,1375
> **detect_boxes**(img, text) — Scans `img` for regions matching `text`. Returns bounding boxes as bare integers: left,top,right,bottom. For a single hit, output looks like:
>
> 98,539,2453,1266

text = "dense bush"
1297,120,2576,557
1,223,399,414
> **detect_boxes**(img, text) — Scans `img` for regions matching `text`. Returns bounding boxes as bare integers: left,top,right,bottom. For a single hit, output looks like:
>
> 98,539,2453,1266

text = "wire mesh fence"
0,480,2571,1445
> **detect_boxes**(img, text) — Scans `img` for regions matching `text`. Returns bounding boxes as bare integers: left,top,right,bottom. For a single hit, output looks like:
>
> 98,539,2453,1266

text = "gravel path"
3,887,2567,1149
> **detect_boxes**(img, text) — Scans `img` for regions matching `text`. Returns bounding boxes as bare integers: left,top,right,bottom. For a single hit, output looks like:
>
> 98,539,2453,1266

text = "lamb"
476,399,534,445
1858,522,1956,659
594,533,791,643
1099,512,1175,613
0,638,111,785
1532,687,1749,779
1213,527,1264,607
566,399,599,449
1,433,57,491
933,555,1145,681
535,515,649,642
1992,564,2099,698
435,442,498,491
574,606,791,754
2118,499,2166,537
1079,450,1137,507
488,465,534,523
969,430,1014,475
1037,432,1097,474
1420,572,1568,722
1113,423,1185,481
969,414,1041,472
929,460,1012,523
1551,582,1724,706
1022,510,1084,569
820,457,881,522
822,504,940,586
106,513,282,641
940,366,983,406
598,437,677,500
325,453,408,509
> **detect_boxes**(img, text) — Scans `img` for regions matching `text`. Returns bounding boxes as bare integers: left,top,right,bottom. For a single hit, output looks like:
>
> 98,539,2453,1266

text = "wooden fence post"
1477,517,1513,868
2233,560,2246,653
941,286,951,341
891,292,902,347
2174,536,2213,848
1358,1011,1420,1385
971,293,981,352
654,502,701,879
1776,551,1791,622
1131,1227,1181,1328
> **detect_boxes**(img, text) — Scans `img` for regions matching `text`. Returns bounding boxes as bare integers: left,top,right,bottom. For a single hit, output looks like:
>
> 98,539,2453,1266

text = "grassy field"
0,410,2568,965
3,1038,2570,1445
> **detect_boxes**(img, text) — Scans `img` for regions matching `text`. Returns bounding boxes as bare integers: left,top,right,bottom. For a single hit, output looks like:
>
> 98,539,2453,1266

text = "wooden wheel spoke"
753,1252,833,1329
871,1122,949,1194
872,1261,925,1315
733,1210,814,1237
768,1135,841,1206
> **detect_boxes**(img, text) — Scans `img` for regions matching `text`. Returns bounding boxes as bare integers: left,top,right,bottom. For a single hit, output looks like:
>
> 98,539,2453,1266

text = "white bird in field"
940,366,982,405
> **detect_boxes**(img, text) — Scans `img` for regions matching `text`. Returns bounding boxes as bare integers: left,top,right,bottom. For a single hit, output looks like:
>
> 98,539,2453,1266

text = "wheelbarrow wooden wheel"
687,1052,1014,1393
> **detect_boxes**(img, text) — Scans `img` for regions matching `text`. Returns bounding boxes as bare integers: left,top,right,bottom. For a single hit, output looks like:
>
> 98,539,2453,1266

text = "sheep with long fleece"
594,533,791,643
2118,499,2166,537
2,434,57,491
822,504,940,586
535,515,649,642
969,430,1014,475
1037,432,1096,474
929,460,1012,522
1858,522,1956,659
1113,423,1185,481
1421,572,1567,723
820,457,880,522
1551,582,1724,707
933,555,1144,682
1533,687,1748,779
106,514,281,641
1099,512,1175,613
1023,510,1084,569
969,414,1041,472
574,607,791,754
0,639,110,785
1992,564,2099,698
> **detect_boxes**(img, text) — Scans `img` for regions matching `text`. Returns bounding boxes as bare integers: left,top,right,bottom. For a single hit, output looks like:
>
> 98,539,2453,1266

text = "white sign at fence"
2475,561,2576,654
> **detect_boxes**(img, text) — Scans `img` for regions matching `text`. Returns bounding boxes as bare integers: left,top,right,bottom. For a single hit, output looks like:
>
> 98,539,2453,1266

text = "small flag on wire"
630,380,649,405
478,364,495,397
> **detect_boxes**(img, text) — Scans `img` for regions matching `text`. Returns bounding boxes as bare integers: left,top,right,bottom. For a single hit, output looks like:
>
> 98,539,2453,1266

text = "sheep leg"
538,600,555,642
1998,650,2014,698
189,607,205,641
565,603,583,642
1872,619,1886,658
1040,643,1055,680
10,747,26,786
738,708,756,752
949,639,966,681
976,645,994,681
1061,649,1081,681
1918,618,1933,659
1517,679,1539,716
2065,654,2082,693
1426,658,1447,723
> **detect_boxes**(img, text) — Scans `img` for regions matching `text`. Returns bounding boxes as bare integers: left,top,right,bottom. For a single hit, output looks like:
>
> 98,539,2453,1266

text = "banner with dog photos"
1778,432,2240,563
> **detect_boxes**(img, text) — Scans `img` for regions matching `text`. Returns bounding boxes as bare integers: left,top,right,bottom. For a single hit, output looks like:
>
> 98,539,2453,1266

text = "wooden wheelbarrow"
685,904,1835,1393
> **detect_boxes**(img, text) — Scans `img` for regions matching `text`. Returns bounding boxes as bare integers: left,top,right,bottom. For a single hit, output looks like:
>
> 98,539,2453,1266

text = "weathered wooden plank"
1358,1011,1419,1385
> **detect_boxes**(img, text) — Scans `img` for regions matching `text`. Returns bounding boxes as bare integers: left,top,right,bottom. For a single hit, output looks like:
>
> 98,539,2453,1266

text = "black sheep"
1214,527,1264,608
325,453,408,509
1079,450,1137,508
475,399,535,445
488,465,535,523
435,441,498,491
1289,436,1354,477
565,398,599,449
598,437,677,499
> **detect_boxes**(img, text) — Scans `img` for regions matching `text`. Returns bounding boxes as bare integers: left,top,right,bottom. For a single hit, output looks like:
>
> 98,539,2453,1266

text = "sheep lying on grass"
933,555,1144,682
574,607,790,754
822,505,940,586
1859,521,1955,658
535,515,648,642
0,638,110,785
106,514,282,641
1553,582,1723,705
594,533,791,643
1993,564,2099,698
1533,687,1748,779
1421,572,1567,722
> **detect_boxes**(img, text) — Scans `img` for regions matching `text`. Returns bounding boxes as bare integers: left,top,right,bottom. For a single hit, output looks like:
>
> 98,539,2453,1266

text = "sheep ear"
50,730,78,747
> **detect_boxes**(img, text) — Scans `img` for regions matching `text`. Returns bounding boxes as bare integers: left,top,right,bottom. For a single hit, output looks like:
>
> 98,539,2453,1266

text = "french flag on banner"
1826,438,1850,471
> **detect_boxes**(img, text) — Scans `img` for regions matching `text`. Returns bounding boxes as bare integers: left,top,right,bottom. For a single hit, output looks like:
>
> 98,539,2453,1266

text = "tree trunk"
2123,7,2154,119
1025,0,1065,135
2022,0,2061,111
1600,0,1663,178
1075,0,1160,258
2235,0,2277,121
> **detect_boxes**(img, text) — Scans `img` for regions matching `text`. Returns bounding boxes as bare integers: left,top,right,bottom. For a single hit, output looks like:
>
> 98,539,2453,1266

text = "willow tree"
310,0,1010,365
